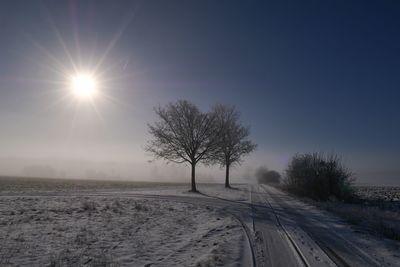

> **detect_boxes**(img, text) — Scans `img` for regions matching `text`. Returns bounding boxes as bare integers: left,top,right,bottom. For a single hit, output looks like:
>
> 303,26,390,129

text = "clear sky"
0,0,399,184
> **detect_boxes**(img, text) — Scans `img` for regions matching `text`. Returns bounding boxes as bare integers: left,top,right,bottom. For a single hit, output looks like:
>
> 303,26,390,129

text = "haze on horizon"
0,0,399,185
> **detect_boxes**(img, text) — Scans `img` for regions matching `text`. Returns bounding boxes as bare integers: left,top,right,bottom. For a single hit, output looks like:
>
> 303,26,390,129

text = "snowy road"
1,185,399,266
252,185,399,267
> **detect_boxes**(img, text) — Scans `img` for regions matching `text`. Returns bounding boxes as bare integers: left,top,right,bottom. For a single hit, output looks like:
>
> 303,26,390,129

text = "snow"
2,179,398,267
261,185,400,267
0,195,245,266
128,184,251,202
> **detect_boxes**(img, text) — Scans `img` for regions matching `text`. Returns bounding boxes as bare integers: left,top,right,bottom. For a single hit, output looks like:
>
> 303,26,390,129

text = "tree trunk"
191,163,197,192
225,163,230,188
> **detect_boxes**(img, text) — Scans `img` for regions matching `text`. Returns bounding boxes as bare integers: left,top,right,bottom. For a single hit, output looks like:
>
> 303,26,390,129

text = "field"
0,177,246,266
0,176,186,193
2,177,400,266
356,186,400,203
312,185,400,241
355,186,400,218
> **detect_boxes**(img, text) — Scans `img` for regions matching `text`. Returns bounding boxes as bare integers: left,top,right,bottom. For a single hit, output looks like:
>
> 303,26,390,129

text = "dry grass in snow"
0,196,244,266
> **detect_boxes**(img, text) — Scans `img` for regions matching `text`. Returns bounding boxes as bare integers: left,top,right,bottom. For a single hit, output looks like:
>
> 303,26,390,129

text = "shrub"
284,153,355,201
256,166,281,184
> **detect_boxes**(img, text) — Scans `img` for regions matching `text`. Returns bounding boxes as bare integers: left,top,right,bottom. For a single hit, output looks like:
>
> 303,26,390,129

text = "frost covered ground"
0,177,250,203
0,193,245,266
3,177,400,267
128,184,250,202
0,176,184,193
260,185,400,267
356,186,400,202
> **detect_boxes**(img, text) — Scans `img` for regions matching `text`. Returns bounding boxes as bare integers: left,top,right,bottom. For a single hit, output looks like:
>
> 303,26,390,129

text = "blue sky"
0,0,399,184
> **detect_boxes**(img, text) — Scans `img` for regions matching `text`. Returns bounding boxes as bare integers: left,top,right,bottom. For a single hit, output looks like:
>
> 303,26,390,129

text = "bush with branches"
256,166,281,184
285,153,355,201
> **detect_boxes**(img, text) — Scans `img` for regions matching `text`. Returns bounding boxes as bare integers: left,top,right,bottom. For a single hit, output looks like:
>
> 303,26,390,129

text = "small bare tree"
211,104,257,188
146,100,219,192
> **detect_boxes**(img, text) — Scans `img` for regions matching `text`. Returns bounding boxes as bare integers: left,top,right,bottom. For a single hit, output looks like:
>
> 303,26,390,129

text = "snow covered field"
128,184,251,202
356,186,400,202
0,177,250,203
0,194,245,266
3,177,400,267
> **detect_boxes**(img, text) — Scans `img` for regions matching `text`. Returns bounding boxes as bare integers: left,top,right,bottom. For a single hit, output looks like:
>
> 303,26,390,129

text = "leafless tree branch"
145,100,221,191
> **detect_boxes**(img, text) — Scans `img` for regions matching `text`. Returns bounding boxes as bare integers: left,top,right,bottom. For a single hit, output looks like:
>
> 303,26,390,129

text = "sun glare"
70,73,98,100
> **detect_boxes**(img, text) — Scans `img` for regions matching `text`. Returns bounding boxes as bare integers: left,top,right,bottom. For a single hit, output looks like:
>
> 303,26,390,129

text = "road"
251,185,385,267
1,185,394,266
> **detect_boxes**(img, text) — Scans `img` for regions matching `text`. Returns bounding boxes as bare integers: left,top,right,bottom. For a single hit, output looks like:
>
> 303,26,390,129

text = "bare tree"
211,104,257,188
146,100,219,192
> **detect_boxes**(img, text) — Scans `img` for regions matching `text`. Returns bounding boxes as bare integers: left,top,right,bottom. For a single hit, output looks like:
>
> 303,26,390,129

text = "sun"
69,73,98,100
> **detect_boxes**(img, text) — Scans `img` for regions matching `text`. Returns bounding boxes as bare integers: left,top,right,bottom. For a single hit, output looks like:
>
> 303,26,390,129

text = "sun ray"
88,97,106,127
93,3,140,73
36,94,73,115
15,34,69,78
41,2,79,74
62,102,81,153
